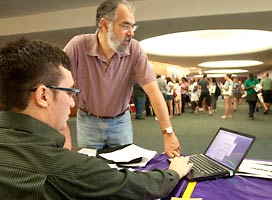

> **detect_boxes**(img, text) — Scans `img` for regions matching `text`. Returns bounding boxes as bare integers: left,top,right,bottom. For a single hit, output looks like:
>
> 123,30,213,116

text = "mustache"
124,37,132,43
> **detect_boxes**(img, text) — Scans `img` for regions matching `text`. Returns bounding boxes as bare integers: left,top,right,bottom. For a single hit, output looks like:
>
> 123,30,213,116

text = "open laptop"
186,127,255,181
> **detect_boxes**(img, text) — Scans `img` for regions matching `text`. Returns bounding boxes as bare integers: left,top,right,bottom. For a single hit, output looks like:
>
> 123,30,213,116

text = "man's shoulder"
68,34,96,46
267,77,272,82
244,79,250,83
168,81,174,86
244,79,249,85
157,78,165,83
198,79,207,84
64,33,98,55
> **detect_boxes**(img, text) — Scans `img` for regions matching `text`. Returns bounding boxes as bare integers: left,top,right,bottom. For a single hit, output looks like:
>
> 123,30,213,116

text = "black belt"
79,108,129,119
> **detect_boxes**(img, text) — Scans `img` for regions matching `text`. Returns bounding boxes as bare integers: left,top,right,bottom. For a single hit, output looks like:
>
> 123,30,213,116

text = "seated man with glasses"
0,38,192,199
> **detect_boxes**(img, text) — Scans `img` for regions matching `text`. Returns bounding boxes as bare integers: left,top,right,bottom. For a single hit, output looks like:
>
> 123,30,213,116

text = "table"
140,154,272,200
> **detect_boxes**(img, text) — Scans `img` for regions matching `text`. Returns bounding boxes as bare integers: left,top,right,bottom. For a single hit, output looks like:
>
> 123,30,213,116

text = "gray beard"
107,28,130,53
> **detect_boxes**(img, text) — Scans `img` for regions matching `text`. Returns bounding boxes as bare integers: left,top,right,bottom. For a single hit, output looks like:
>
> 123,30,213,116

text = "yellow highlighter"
171,198,202,200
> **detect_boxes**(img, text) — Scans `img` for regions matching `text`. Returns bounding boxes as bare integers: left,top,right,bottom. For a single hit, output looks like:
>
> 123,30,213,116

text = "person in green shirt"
0,38,192,199
244,74,259,120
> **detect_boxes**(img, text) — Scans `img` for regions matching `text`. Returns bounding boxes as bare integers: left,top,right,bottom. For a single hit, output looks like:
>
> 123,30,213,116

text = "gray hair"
96,0,135,28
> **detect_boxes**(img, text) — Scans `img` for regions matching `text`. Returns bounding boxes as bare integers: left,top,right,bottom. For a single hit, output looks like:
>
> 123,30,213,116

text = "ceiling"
0,0,103,18
1,0,272,76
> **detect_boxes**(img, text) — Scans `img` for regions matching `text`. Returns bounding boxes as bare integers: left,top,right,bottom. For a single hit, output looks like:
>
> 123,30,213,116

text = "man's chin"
117,45,129,53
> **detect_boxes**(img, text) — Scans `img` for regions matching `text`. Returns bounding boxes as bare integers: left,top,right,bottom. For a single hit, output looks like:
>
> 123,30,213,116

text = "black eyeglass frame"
45,85,80,97
30,85,80,98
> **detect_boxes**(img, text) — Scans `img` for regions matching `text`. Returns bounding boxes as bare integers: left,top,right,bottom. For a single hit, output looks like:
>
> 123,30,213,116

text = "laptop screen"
205,128,255,170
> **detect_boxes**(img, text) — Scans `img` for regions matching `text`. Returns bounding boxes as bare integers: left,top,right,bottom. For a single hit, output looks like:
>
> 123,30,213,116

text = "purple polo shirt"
64,33,155,117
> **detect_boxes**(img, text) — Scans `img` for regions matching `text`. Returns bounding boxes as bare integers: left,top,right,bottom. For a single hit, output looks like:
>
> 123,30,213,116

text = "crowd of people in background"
132,72,272,121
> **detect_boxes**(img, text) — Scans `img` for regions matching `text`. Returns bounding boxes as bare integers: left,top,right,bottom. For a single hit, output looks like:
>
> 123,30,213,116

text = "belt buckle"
96,115,101,119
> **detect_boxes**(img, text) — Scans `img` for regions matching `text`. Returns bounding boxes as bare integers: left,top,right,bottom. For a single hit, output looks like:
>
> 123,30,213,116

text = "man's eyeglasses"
46,85,80,98
31,85,80,98
119,23,138,32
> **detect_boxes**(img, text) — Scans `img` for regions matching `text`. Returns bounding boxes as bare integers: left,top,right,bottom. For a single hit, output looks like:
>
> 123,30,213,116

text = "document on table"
78,148,97,157
99,144,157,167
236,159,272,179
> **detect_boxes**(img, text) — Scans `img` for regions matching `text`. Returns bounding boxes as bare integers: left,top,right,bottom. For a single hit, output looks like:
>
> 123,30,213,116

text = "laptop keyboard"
189,154,227,175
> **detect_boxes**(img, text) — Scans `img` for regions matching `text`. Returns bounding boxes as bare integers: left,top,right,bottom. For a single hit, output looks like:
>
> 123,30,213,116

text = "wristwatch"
162,127,174,135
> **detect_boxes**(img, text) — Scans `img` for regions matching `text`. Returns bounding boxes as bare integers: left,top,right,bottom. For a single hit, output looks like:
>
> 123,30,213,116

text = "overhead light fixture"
149,61,191,76
140,29,272,57
188,67,198,70
193,74,238,78
199,60,263,68
209,74,237,78
204,69,248,74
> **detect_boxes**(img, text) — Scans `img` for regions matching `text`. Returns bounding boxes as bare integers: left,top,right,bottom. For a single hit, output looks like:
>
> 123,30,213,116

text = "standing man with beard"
64,0,180,158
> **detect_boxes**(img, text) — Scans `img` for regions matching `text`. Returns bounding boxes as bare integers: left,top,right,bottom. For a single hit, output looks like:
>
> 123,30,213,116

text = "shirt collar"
0,111,65,148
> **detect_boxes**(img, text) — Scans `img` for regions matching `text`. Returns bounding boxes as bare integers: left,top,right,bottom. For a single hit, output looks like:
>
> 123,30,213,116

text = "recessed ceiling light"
140,29,272,57
199,60,263,68
204,69,248,74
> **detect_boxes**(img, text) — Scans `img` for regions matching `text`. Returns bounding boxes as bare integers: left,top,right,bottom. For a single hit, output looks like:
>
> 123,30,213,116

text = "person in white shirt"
166,77,174,118
188,78,199,113
173,78,181,115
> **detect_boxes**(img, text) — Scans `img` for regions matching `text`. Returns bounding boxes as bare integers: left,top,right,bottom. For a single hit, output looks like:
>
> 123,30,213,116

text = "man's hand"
169,156,193,179
163,132,181,158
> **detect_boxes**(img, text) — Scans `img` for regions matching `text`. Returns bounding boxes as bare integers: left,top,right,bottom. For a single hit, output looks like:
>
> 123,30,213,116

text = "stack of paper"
99,144,157,167
236,159,272,179
78,144,157,168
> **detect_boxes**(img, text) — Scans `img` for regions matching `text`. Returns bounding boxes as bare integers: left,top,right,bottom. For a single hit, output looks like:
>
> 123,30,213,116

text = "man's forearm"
143,80,181,157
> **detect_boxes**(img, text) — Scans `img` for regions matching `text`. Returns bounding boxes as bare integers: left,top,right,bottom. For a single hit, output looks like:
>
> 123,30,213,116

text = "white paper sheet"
237,159,272,179
78,148,97,157
254,83,262,92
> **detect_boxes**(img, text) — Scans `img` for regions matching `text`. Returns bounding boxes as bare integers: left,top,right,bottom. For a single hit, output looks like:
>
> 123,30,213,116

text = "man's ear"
99,18,109,31
34,85,49,108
